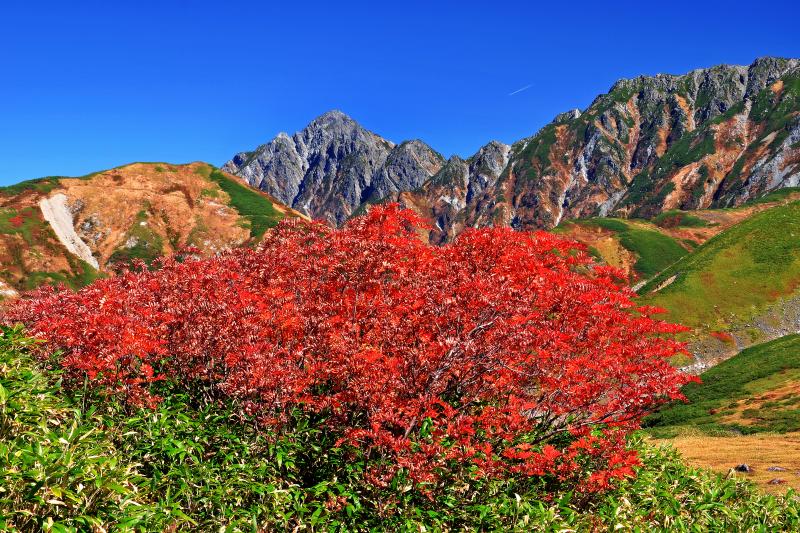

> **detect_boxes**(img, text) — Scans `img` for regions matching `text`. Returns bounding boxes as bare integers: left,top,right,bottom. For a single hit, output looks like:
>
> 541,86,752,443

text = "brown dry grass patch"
662,432,800,494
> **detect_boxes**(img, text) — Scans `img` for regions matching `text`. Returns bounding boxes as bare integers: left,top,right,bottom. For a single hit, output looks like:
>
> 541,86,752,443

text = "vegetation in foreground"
2,325,799,531
647,334,800,437
3,205,799,530
5,205,693,494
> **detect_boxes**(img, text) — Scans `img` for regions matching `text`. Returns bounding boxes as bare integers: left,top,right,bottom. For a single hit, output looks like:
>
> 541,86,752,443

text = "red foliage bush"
8,213,25,227
5,204,695,490
710,331,735,345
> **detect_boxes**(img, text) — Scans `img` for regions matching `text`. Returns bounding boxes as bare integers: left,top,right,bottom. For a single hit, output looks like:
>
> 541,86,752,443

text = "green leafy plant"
0,325,147,531
2,326,799,530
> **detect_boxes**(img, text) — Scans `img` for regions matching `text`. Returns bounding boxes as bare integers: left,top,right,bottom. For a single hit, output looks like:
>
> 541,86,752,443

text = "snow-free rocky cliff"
222,111,445,225
224,57,800,242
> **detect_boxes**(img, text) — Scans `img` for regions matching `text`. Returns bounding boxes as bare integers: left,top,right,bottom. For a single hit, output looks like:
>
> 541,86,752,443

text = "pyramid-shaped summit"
223,110,444,224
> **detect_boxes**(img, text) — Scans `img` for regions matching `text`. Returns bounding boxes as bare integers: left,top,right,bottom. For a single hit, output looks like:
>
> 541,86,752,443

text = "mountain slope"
637,194,800,367
552,199,789,281
646,333,800,436
221,57,800,243
0,162,303,294
645,333,800,494
393,140,511,243
222,58,800,245
223,110,445,224
395,57,800,242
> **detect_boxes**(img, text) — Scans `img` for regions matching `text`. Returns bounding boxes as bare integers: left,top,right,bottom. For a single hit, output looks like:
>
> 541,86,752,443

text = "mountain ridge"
223,56,800,243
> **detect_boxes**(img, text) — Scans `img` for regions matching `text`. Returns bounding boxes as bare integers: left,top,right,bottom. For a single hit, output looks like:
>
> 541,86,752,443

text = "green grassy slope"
204,167,285,239
646,334,800,437
638,200,800,341
651,209,709,228
573,218,689,278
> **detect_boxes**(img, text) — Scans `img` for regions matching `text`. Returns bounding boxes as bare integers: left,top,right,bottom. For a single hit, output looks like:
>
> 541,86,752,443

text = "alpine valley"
4,55,800,521
4,57,800,368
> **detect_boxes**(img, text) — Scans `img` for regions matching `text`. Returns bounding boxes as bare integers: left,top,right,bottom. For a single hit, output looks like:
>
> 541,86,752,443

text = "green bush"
2,327,799,530
0,325,148,531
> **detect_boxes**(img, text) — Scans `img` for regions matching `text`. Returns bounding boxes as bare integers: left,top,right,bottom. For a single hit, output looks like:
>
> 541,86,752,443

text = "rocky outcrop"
458,56,800,236
39,193,99,269
394,140,511,243
223,111,445,224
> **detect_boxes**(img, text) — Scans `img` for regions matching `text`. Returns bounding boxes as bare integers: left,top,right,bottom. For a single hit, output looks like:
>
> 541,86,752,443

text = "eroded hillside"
0,162,303,295
391,58,800,243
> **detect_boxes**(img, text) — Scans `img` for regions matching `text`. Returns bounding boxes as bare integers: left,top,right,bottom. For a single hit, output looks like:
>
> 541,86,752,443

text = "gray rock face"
745,57,799,98
223,111,444,225
393,140,511,243
449,56,800,235
368,140,446,203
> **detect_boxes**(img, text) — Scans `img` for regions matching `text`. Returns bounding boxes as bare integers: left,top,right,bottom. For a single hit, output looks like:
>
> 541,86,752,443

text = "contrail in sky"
508,84,533,96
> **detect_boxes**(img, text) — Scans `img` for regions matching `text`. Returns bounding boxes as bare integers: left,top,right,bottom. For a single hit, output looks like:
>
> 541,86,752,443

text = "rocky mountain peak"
223,111,439,224
313,109,351,122
391,56,800,241
225,57,800,242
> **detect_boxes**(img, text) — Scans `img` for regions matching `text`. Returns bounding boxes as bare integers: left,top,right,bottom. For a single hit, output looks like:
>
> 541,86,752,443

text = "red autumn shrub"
8,213,25,227
710,331,735,345
4,204,695,491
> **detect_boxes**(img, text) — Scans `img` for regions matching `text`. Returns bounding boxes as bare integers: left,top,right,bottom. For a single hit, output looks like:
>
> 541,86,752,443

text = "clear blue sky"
1,0,799,185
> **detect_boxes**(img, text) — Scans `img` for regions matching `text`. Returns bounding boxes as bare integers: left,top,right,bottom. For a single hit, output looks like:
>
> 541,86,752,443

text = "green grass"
206,167,285,239
577,217,629,233
652,209,709,228
639,200,800,333
2,326,800,530
619,229,689,278
645,335,800,436
576,218,688,279
748,187,800,205
0,207,47,246
108,210,164,267
0,177,61,197
18,259,100,292
64,257,101,289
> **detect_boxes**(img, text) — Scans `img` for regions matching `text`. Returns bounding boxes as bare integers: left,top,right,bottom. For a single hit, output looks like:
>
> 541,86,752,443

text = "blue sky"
1,0,799,185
